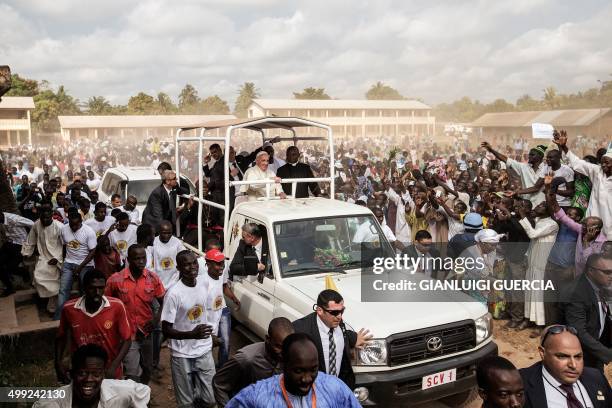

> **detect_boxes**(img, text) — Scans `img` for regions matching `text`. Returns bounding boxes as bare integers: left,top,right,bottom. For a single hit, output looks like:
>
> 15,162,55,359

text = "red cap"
205,249,225,263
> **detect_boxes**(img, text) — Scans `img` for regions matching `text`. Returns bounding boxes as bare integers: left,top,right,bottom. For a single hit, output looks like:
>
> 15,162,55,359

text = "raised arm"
481,141,508,163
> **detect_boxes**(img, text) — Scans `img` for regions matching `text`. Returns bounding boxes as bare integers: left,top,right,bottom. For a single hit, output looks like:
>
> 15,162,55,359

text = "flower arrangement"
313,248,350,268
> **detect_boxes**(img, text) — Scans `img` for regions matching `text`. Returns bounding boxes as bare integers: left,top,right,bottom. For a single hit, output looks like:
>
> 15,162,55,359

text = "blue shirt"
547,223,578,268
227,372,361,408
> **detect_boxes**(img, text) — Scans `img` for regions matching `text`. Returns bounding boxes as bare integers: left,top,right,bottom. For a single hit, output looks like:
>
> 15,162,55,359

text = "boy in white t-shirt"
151,221,185,289
56,212,97,320
108,212,137,264
161,250,216,408
198,238,241,368
84,202,115,238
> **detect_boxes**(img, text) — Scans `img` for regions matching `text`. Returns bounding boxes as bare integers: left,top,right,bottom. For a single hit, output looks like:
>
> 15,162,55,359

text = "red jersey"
105,267,165,336
58,296,131,379
94,249,122,280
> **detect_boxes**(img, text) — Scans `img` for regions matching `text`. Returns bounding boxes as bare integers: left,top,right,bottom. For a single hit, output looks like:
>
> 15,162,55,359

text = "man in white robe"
21,208,63,313
241,151,287,201
517,201,559,327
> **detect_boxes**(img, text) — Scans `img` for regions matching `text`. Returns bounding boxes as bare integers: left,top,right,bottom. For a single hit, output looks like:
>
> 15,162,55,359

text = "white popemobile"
173,117,497,407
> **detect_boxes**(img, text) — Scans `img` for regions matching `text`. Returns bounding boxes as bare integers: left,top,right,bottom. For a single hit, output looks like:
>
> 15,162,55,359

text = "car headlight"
475,313,492,344
358,339,387,365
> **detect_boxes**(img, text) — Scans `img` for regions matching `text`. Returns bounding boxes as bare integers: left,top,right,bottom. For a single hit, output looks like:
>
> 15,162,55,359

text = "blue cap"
463,212,483,229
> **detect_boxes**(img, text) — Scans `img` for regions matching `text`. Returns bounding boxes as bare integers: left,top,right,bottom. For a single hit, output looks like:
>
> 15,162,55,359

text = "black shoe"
0,288,15,297
505,320,520,329
516,320,532,331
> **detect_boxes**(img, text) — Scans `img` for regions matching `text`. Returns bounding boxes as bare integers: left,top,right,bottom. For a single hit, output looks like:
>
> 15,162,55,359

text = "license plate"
421,368,457,390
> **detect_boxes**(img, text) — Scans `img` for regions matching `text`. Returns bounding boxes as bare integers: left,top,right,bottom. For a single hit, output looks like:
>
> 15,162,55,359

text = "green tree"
86,96,112,114
234,82,259,118
516,94,541,111
543,86,559,109
365,81,404,100
127,92,156,114
6,73,40,96
178,84,199,113
200,95,230,115
485,98,515,113
293,87,331,99
156,92,176,114
32,85,80,131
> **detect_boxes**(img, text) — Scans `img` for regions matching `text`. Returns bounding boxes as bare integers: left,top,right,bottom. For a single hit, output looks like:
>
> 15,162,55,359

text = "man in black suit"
203,144,226,226
402,230,444,279
276,146,321,198
229,223,269,283
562,253,612,370
292,289,373,389
141,169,178,233
520,325,612,408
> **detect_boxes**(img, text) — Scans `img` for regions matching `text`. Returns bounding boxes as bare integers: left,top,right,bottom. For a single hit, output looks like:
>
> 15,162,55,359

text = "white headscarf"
474,229,505,244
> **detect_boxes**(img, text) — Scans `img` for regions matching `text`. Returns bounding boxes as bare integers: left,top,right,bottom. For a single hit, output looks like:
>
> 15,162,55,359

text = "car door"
227,214,276,339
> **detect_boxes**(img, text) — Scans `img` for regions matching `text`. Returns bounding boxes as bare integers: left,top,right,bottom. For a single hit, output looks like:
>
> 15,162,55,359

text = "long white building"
248,99,435,138
0,96,34,147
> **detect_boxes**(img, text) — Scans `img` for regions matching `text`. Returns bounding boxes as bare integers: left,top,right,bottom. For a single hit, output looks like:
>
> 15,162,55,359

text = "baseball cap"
463,212,483,230
205,248,225,263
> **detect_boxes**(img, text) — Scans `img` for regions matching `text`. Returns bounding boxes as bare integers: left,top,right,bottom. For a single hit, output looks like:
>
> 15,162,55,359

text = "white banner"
531,123,554,139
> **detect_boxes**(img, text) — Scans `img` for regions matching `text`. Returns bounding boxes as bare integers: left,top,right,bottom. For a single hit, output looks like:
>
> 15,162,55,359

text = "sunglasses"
589,265,612,276
541,325,578,346
318,306,345,317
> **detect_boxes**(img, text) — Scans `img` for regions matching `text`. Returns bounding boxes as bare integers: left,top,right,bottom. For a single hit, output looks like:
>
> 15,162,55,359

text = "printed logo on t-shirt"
116,240,128,251
104,320,113,330
68,240,80,249
187,305,204,323
160,257,173,269
213,296,223,311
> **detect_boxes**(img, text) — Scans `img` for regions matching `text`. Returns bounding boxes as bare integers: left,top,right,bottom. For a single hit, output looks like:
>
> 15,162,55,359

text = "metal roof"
471,108,611,128
0,96,35,109
251,98,431,110
180,116,330,131
58,114,235,129
235,197,371,224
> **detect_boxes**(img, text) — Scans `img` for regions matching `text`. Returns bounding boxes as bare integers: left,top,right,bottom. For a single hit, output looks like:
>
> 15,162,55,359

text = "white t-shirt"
109,225,138,262
540,164,575,207
84,216,116,238
201,268,226,336
86,178,101,191
118,206,140,225
161,278,213,358
151,236,185,289
61,224,97,266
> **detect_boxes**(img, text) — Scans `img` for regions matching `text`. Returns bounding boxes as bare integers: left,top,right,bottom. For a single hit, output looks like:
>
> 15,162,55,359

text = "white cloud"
1,0,611,107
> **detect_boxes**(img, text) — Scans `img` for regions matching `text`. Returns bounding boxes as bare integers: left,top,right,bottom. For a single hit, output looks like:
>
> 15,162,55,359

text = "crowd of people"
1,127,612,407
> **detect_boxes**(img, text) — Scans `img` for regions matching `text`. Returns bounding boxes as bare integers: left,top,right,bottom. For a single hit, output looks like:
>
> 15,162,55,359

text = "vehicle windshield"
274,215,395,277
124,180,163,204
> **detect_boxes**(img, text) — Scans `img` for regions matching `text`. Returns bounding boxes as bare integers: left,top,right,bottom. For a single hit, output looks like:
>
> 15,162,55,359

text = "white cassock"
21,220,64,298
241,166,284,201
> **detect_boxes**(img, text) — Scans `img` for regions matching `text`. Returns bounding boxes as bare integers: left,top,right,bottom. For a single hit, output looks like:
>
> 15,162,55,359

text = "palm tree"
234,82,259,118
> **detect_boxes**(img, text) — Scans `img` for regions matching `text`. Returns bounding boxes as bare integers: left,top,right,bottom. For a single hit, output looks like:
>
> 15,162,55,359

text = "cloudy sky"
2,0,611,106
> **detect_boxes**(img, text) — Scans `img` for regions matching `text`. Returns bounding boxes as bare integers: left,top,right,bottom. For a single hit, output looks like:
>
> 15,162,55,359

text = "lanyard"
280,375,316,408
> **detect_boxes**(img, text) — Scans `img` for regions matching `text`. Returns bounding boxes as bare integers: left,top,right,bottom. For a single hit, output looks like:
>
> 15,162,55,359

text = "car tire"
439,386,478,407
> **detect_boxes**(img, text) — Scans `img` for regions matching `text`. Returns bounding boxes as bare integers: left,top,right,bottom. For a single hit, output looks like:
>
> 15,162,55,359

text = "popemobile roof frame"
174,116,336,254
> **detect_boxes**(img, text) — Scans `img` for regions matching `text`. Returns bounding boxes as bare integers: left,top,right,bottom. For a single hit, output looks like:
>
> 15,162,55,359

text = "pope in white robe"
241,151,286,201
